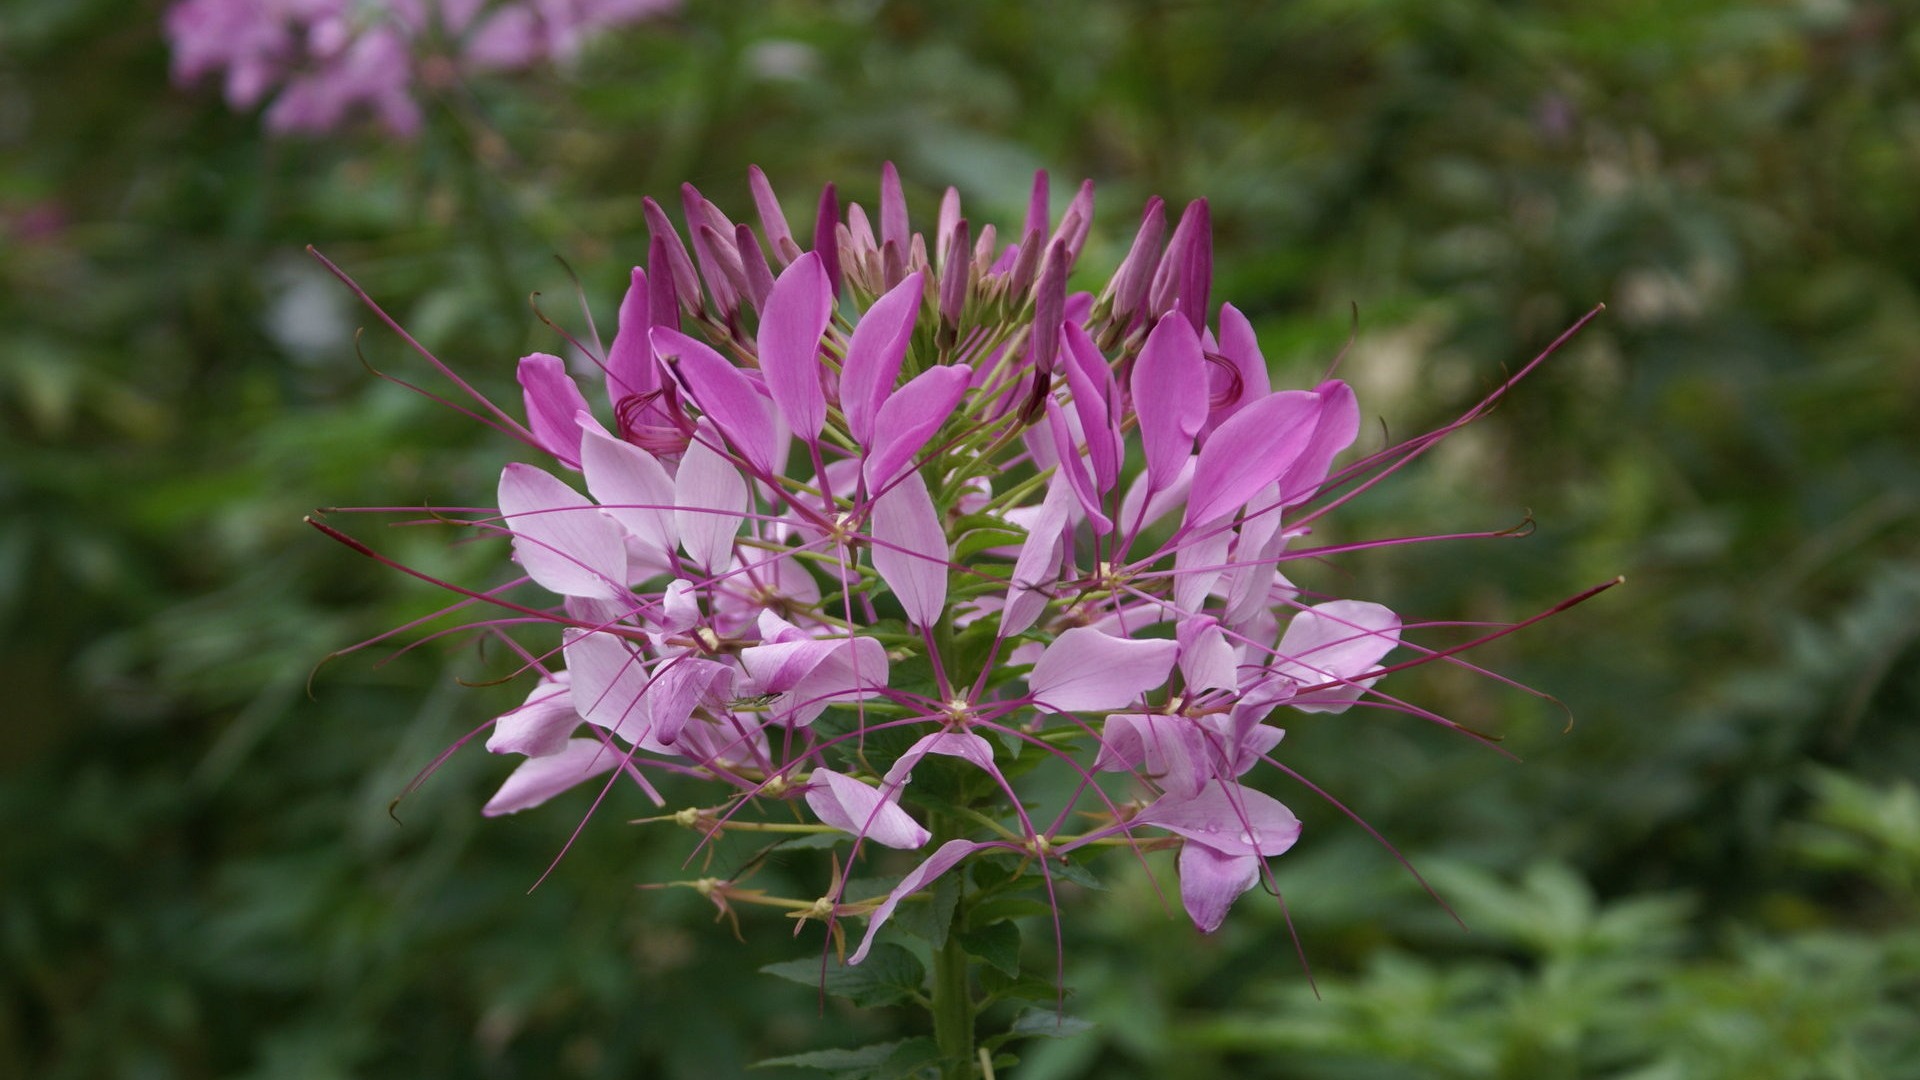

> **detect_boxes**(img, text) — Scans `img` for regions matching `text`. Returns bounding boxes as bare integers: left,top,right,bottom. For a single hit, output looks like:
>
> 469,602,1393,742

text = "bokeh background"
5,1,1919,1076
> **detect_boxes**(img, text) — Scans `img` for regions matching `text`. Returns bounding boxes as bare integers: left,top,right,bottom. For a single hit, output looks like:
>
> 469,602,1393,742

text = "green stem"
931,911,976,1078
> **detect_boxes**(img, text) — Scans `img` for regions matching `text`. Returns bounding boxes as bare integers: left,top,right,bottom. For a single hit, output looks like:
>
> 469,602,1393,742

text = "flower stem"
931,894,976,1078
928,807,977,1078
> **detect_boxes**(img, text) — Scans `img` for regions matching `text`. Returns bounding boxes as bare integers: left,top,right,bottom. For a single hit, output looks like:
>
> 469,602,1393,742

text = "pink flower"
164,0,679,137
316,163,1611,956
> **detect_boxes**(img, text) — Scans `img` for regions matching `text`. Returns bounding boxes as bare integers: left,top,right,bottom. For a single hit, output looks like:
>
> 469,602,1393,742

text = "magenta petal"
1212,303,1270,422
1185,389,1321,528
863,363,971,491
604,267,658,403
486,673,578,757
806,768,930,851
748,164,796,266
758,252,832,442
868,469,948,629
674,423,747,573
517,353,594,469
879,161,909,255
1131,315,1208,493
482,738,618,817
850,838,984,964
1027,627,1179,713
1045,400,1112,535
1062,323,1121,493
1274,600,1401,713
579,426,677,563
1277,380,1361,505
497,463,628,600
1176,840,1261,933
643,196,702,314
650,327,777,475
841,271,924,446
1136,780,1302,857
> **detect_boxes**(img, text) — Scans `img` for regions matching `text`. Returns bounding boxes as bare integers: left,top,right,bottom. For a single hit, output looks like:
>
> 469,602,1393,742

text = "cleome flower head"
314,163,1611,959
165,0,679,137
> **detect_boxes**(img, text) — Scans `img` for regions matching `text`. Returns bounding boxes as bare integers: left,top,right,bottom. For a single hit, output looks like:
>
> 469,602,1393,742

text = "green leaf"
980,967,1061,1005
957,919,1022,976
759,943,927,1008
1008,1008,1097,1040
754,1037,943,1077
891,868,961,949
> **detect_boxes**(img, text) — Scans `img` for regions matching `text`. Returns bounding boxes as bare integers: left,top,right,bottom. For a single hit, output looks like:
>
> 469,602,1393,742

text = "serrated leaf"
957,919,1021,976
760,943,927,1008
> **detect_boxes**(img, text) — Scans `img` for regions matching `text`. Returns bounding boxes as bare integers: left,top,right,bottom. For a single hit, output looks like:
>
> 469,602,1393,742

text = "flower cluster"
317,164,1606,960
166,0,677,137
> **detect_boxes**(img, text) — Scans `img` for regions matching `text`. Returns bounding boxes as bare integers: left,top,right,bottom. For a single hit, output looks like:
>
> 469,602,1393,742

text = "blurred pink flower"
165,0,678,137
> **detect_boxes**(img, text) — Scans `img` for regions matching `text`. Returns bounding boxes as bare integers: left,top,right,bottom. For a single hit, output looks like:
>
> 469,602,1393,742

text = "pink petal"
868,470,948,629
497,463,628,600
673,423,747,573
850,838,985,964
645,655,732,746
1273,600,1401,713
1027,627,1178,713
840,272,924,446
1131,315,1208,493
1176,840,1261,933
882,731,999,789
650,327,777,475
1176,618,1238,694
482,738,619,817
757,252,832,442
563,629,659,749
805,768,930,851
1184,390,1320,529
863,363,972,491
1172,526,1231,613
486,673,578,757
1002,475,1074,637
579,426,676,563
517,353,594,469
1136,780,1301,857
1094,713,1208,799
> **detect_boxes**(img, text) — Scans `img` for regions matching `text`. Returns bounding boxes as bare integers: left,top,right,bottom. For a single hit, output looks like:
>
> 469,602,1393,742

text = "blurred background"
4,0,1918,1076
